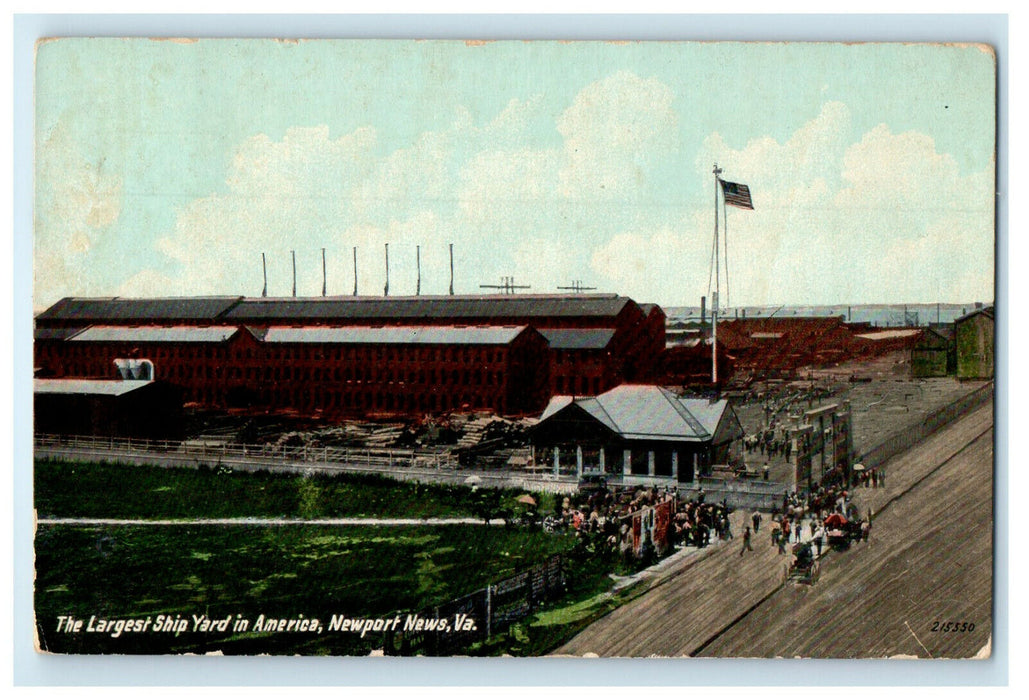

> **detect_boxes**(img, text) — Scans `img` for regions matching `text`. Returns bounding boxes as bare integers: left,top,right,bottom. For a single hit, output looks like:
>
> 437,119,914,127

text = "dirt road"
555,400,993,658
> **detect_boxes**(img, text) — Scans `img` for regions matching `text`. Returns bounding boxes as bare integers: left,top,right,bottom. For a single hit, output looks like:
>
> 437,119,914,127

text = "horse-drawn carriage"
783,541,820,585
824,512,865,550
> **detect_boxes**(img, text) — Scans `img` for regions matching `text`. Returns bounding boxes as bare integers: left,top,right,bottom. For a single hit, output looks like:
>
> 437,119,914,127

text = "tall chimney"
416,245,421,296
449,243,454,296
700,295,707,328
291,250,297,298
353,247,358,296
261,252,268,297
322,248,327,297
384,243,390,297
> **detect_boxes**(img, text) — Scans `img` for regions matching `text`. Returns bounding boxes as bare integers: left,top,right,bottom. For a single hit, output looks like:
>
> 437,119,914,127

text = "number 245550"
930,621,975,632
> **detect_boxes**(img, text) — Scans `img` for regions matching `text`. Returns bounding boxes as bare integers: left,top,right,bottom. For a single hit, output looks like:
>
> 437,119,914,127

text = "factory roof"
538,328,616,350
223,294,635,322
34,327,87,341
36,297,243,322
261,325,530,345
538,384,730,442
34,378,153,397
69,326,241,343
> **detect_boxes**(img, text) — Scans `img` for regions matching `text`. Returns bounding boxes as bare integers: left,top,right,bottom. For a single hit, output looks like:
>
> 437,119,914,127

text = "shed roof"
261,325,529,345
34,327,87,341
955,305,995,323
539,328,615,350
69,326,240,343
34,378,153,397
223,294,633,322
854,329,922,341
538,384,729,442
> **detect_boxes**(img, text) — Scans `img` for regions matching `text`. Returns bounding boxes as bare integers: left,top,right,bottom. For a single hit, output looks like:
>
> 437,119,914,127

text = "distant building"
34,378,184,439
955,306,995,379
529,384,744,484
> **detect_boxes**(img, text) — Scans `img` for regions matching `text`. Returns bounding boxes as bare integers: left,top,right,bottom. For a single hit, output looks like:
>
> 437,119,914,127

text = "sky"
33,38,997,310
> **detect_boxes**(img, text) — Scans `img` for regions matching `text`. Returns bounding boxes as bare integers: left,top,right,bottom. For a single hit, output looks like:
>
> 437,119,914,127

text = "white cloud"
557,71,678,200
596,103,994,306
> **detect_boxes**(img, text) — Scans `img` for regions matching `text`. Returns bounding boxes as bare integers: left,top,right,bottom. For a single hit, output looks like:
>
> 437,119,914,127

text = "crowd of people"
671,496,735,548
744,425,793,461
528,459,883,572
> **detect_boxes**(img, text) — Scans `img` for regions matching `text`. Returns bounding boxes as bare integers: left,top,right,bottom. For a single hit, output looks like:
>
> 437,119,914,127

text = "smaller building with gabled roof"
955,305,994,380
529,384,743,484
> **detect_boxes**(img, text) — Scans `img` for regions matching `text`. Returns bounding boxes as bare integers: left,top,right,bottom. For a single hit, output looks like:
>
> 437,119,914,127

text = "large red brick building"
34,294,665,419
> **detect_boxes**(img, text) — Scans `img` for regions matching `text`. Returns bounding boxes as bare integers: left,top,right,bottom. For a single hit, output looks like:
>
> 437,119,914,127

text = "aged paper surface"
32,38,995,658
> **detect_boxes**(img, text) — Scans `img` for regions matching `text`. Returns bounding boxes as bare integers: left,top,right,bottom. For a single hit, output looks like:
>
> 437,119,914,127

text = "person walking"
751,509,762,532
740,526,753,555
813,528,823,558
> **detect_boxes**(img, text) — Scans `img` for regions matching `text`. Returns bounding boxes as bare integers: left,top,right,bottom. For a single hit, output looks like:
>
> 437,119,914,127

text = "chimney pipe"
700,295,707,328
449,243,454,296
384,243,390,297
322,248,327,297
261,253,267,297
291,250,297,298
353,247,358,296
416,245,421,296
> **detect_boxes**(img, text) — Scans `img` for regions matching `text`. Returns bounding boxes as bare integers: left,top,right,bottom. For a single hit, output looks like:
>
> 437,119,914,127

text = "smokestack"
353,247,358,296
449,243,454,296
384,243,390,297
416,245,421,296
261,253,268,297
322,248,327,297
291,250,297,298
700,296,707,327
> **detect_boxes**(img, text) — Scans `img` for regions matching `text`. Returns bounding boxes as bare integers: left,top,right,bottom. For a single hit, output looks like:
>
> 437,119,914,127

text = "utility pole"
261,252,268,297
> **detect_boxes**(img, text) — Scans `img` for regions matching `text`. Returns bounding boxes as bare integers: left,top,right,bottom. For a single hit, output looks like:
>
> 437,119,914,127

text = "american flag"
719,179,754,210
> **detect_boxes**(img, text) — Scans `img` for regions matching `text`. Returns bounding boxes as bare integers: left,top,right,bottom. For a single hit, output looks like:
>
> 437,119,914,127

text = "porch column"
648,451,655,477
576,445,583,479
553,446,560,477
693,453,700,486
672,451,679,481
599,448,606,473
623,449,632,477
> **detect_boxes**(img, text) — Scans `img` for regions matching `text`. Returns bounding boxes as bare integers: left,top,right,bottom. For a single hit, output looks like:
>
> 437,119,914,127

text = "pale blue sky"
34,38,996,309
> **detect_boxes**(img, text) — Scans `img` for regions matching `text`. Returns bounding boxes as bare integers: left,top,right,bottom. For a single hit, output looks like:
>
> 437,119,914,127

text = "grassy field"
33,458,638,656
34,458,555,520
35,523,577,655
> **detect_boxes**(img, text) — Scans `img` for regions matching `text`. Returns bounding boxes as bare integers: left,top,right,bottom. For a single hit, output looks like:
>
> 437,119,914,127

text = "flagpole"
712,163,722,385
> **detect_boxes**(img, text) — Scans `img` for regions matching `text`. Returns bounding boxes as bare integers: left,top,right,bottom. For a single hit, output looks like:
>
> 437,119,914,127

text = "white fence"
33,433,580,494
